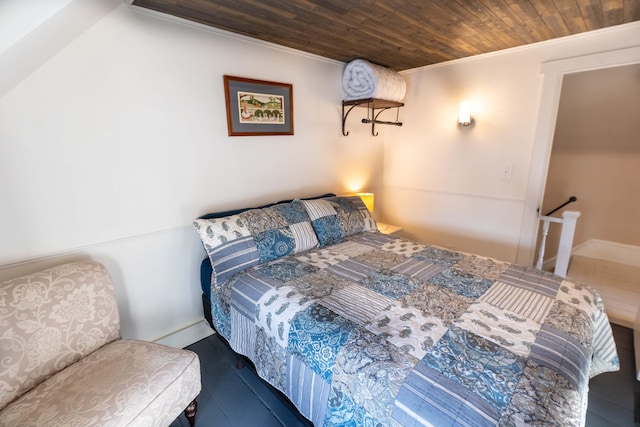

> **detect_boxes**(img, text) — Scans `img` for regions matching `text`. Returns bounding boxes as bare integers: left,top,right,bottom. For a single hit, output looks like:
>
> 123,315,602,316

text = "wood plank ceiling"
131,0,640,71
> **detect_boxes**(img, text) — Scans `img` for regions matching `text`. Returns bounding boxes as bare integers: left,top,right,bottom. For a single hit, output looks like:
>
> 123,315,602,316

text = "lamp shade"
356,192,374,212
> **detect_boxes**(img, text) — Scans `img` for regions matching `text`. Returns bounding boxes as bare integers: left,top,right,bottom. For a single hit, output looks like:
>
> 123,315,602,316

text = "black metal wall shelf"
342,98,404,136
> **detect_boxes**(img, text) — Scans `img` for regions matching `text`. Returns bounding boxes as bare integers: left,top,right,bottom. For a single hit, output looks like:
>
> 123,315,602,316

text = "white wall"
382,22,640,264
0,4,384,345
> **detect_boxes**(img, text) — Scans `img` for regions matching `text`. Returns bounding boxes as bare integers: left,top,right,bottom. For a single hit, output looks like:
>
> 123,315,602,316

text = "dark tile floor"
169,333,310,427
586,324,639,427
171,324,639,427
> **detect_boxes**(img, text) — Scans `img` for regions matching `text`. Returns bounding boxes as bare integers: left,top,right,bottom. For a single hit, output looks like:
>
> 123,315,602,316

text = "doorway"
540,64,640,262
516,45,640,267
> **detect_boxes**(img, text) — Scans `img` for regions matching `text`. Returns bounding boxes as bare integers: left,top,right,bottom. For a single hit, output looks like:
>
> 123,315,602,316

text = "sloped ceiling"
0,0,74,54
131,0,640,70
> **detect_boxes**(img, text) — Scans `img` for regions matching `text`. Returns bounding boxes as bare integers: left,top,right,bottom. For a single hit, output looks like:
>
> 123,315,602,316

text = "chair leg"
185,399,197,427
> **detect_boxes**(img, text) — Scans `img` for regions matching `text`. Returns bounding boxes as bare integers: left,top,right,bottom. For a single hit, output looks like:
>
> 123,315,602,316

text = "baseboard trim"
541,239,640,272
154,319,215,349
572,239,640,267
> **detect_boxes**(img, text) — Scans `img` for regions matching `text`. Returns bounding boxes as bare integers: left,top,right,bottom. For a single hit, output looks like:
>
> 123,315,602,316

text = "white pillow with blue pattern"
301,195,377,247
194,200,318,287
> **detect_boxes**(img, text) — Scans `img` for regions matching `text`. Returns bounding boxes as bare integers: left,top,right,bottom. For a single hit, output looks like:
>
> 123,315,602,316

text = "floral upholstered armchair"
0,261,201,426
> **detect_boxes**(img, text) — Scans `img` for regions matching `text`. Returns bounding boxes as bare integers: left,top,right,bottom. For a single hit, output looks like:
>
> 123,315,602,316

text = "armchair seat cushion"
0,339,201,427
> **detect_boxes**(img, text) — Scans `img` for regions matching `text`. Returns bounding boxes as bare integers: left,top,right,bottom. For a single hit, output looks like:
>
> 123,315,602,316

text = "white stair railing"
536,210,581,277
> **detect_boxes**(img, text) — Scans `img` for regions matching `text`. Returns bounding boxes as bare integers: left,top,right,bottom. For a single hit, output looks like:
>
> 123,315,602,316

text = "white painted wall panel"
0,226,207,342
382,23,640,263
0,4,383,343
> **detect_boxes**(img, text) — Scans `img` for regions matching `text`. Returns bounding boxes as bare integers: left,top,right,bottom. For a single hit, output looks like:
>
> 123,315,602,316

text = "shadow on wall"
400,225,519,264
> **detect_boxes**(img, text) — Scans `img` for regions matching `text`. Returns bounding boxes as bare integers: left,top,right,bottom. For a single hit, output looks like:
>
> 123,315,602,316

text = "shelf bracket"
341,102,360,136
342,98,404,137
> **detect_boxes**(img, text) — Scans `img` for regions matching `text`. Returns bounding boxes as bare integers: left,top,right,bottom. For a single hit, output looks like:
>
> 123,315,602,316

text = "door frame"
516,45,640,266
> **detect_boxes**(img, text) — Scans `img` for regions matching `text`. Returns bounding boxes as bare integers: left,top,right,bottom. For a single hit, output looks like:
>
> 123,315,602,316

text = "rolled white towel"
342,59,406,102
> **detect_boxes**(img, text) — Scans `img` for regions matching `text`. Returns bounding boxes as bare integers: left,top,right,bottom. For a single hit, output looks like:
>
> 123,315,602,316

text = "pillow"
301,196,377,246
194,200,318,287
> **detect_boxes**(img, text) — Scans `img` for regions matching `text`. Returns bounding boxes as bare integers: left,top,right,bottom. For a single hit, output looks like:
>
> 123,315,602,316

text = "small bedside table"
377,222,403,236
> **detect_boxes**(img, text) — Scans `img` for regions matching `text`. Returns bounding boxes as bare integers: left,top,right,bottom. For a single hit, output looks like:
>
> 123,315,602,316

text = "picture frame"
223,75,294,136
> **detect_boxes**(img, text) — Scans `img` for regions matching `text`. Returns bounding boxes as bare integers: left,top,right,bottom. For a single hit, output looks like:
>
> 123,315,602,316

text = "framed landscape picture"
223,75,294,136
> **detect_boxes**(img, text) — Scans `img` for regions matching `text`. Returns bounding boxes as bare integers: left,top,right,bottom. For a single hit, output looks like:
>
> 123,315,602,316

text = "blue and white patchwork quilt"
207,231,619,426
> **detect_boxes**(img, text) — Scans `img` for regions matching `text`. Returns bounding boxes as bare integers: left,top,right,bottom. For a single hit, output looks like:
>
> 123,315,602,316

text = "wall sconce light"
458,101,474,127
356,192,374,213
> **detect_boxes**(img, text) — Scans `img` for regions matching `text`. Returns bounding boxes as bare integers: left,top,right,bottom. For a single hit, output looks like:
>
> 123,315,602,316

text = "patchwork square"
230,270,278,320
230,308,256,360
479,281,554,323
381,238,428,256
362,269,420,299
455,301,540,357
498,265,561,298
255,258,319,282
273,201,312,224
309,215,344,247
590,310,619,377
453,254,510,280
503,360,581,426
350,230,394,247
413,246,463,266
529,325,590,394
254,228,296,263
302,196,376,246
327,258,377,282
393,362,500,427
328,240,375,257
287,270,351,299
242,205,288,233
296,248,348,268
327,328,415,425
255,328,288,391
421,326,525,411
391,258,447,283
366,303,448,360
354,248,408,270
288,304,355,381
555,278,599,313
321,284,395,325
288,221,319,252
543,300,593,348
429,268,495,299
256,285,315,347
302,198,337,221
401,283,473,325
210,286,232,340
286,354,332,427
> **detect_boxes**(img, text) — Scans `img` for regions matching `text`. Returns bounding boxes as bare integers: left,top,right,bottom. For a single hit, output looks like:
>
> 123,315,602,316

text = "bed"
193,194,619,426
